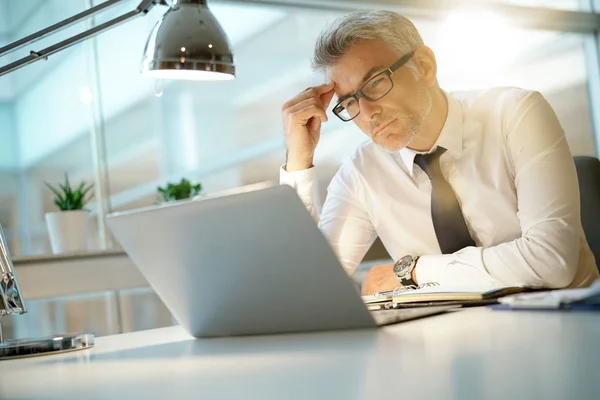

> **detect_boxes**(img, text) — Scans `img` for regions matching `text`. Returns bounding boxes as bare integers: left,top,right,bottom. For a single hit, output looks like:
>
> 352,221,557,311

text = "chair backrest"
573,156,600,272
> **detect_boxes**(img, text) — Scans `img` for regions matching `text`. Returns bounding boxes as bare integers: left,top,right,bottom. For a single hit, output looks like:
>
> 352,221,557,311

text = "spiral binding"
392,281,440,295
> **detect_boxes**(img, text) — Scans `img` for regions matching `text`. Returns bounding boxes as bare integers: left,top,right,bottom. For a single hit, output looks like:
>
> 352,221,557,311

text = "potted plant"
157,178,202,203
44,174,94,254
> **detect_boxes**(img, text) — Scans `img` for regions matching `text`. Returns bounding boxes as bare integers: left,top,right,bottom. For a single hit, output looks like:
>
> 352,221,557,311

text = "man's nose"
358,98,381,121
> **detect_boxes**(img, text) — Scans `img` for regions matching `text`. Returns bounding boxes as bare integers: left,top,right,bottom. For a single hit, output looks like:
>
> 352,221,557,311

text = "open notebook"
363,282,527,306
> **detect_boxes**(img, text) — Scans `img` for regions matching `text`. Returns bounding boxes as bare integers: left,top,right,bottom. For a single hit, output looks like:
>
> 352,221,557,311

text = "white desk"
1,308,599,399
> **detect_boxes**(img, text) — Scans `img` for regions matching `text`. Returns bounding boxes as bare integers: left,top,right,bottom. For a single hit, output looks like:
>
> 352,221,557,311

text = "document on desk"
497,279,600,310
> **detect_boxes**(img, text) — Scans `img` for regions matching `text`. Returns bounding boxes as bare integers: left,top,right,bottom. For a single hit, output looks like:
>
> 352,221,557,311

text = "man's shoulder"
450,86,540,116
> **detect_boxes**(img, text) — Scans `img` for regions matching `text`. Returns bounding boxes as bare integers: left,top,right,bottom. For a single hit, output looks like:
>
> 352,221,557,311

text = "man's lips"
373,119,397,136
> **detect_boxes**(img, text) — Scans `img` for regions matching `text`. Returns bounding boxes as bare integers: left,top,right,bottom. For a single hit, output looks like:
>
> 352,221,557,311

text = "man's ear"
414,46,438,87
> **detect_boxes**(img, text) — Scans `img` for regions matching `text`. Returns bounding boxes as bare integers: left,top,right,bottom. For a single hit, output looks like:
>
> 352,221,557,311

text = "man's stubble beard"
379,88,433,153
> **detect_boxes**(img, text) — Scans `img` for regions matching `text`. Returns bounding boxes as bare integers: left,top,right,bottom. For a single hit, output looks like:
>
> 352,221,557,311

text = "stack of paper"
498,279,600,309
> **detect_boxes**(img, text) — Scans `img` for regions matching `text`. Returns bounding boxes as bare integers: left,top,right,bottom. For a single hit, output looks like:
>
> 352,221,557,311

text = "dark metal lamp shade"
141,0,235,81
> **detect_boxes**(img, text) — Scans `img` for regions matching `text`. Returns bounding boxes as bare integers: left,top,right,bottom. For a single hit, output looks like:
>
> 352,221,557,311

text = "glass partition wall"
0,0,599,257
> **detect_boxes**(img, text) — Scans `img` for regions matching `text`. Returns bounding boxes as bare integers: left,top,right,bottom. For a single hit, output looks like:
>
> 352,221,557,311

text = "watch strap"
400,277,416,286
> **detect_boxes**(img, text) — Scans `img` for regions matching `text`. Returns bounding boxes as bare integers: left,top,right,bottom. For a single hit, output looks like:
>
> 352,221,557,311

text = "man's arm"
281,163,377,274
280,82,377,275
415,91,581,288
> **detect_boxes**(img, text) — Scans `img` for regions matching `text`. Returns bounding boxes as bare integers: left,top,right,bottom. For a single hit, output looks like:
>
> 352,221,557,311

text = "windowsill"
10,248,390,300
12,249,128,266
12,250,147,300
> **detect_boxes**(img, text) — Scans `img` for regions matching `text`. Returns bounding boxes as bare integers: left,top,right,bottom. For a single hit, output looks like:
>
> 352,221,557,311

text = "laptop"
106,184,455,338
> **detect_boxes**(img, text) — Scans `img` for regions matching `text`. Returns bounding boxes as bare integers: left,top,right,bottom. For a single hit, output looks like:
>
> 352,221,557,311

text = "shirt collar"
398,91,464,176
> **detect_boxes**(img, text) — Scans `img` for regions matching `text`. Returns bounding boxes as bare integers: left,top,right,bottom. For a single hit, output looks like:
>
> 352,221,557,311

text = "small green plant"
44,173,94,211
157,178,202,202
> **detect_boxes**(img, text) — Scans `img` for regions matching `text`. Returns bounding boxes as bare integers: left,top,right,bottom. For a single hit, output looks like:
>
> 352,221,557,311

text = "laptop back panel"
107,185,377,337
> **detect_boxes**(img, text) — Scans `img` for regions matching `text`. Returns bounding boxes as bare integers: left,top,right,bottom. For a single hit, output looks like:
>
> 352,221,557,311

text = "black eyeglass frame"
332,51,415,122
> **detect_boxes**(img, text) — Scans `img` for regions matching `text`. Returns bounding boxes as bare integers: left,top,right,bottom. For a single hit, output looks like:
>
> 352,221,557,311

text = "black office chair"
574,156,600,273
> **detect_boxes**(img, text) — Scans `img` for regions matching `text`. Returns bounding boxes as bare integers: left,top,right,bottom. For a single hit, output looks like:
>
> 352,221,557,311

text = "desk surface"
1,308,599,400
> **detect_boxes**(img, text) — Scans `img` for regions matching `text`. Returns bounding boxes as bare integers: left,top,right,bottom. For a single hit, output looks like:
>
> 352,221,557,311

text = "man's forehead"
326,60,386,98
325,40,400,96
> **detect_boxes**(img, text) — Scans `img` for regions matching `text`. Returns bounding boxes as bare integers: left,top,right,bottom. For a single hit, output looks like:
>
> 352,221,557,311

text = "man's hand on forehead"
281,82,336,171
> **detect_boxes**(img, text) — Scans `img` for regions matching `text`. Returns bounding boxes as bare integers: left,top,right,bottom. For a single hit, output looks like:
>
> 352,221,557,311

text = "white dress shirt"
280,87,599,288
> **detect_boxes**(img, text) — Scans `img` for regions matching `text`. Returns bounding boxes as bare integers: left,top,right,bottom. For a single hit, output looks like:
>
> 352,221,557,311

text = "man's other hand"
361,263,399,295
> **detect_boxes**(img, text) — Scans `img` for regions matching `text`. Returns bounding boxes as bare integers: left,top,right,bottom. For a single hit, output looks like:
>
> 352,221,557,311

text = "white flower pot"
45,210,90,254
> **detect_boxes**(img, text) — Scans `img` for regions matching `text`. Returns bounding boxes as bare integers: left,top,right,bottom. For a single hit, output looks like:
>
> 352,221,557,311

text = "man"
280,10,599,294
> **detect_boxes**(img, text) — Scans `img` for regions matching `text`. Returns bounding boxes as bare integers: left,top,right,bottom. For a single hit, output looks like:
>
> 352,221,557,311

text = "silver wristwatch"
393,255,418,286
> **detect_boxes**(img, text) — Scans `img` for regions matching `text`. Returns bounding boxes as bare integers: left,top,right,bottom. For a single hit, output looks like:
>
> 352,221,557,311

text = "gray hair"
312,10,424,72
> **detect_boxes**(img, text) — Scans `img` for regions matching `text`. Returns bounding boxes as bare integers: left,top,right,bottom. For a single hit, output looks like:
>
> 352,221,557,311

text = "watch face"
393,255,414,277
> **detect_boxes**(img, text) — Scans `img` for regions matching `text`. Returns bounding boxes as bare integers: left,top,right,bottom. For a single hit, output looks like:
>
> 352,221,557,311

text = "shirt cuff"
280,164,316,197
415,247,507,287
279,164,321,221
415,254,453,285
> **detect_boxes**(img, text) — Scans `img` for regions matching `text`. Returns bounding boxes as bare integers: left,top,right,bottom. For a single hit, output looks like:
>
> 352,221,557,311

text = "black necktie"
414,147,475,254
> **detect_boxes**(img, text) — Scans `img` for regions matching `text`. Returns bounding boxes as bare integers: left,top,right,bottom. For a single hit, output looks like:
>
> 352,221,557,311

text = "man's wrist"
285,161,314,172
285,162,313,172
411,256,419,284
286,152,314,172
393,255,419,286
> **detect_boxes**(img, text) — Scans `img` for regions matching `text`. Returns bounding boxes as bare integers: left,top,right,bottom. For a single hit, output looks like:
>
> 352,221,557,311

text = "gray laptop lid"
107,184,378,337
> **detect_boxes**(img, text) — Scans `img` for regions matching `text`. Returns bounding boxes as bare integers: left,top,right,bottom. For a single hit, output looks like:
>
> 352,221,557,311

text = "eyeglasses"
332,51,415,122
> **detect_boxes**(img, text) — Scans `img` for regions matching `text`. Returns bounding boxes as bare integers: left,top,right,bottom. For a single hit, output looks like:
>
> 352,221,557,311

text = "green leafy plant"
44,173,94,211
157,178,202,202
